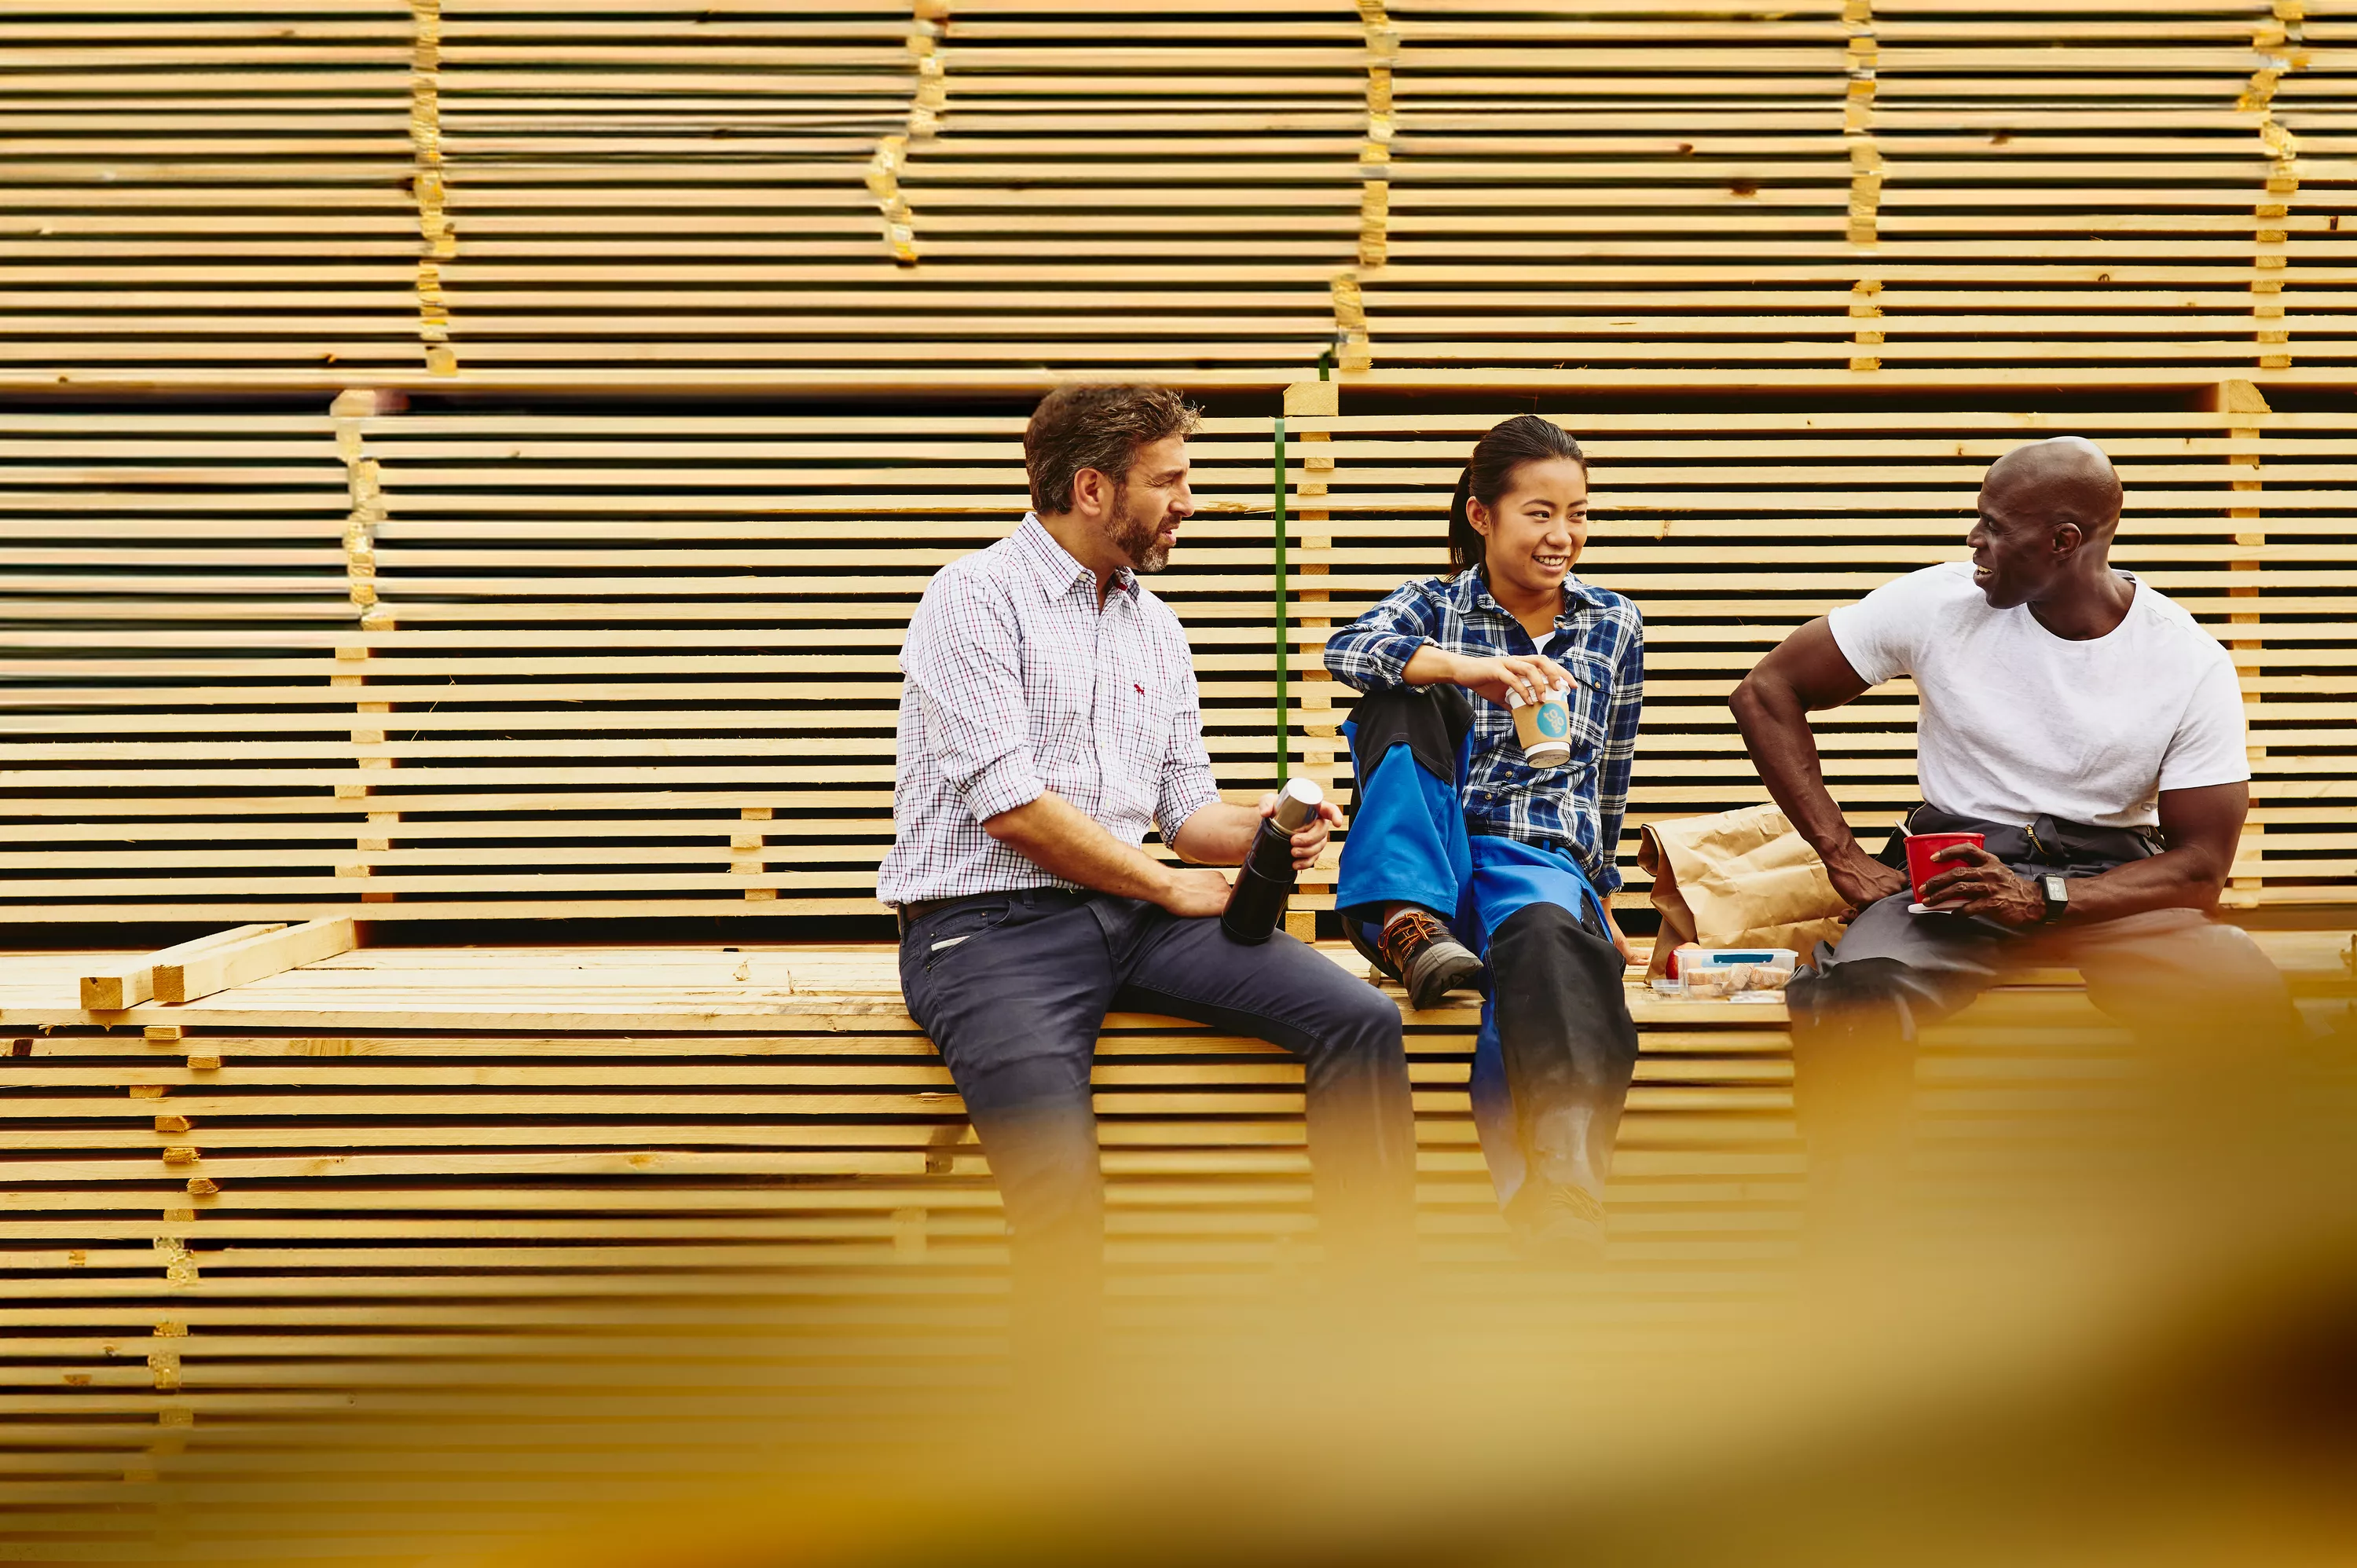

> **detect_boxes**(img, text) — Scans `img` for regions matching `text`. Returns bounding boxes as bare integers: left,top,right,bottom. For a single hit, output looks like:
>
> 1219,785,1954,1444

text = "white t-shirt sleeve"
1826,567,1943,687
2157,652,2252,793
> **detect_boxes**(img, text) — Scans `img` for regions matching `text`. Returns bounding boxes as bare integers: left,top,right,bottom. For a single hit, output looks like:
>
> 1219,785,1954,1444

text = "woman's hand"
1600,903,1634,966
1440,650,1575,709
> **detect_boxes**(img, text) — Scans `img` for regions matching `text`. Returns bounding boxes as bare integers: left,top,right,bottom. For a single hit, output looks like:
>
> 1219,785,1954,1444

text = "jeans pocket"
918,900,1014,970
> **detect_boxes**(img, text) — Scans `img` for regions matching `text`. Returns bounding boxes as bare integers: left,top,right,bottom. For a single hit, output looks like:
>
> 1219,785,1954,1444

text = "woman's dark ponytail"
1447,467,1477,567
1446,415,1587,578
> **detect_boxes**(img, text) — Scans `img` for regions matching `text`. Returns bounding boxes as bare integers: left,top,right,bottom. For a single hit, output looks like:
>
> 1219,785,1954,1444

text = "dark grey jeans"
898,888,1420,1307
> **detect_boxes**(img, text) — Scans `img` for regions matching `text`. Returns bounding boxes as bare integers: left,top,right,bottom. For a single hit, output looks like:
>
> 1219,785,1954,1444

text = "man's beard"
1106,488,1172,574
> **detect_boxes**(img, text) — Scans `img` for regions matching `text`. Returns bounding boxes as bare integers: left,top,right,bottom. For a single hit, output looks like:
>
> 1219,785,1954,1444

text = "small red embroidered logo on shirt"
1134,683,1146,695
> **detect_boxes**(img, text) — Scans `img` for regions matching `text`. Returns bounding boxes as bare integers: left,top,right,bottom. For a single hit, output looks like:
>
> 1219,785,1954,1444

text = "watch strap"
2040,874,2069,921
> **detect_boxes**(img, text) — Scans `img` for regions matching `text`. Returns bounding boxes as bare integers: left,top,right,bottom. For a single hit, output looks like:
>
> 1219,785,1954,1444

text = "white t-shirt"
1827,562,2249,830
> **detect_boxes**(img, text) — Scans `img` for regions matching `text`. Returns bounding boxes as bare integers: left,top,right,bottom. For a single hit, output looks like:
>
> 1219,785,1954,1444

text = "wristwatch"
2040,874,2069,923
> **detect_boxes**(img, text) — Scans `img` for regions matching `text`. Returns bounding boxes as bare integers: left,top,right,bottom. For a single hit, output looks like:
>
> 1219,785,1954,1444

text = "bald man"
1730,438,2297,1189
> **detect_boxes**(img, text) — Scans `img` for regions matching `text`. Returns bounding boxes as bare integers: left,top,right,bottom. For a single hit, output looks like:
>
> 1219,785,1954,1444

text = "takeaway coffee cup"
1904,830,1985,908
1509,685,1573,768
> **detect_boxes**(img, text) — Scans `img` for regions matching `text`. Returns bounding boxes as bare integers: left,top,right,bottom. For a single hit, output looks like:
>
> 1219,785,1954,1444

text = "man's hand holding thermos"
1221,778,1335,943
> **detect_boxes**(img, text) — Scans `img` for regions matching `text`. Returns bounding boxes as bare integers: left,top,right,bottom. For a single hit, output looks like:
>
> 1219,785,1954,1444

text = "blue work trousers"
1336,698,1640,1207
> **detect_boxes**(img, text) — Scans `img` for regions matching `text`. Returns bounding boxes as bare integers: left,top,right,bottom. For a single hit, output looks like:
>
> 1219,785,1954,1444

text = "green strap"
1273,414,1288,786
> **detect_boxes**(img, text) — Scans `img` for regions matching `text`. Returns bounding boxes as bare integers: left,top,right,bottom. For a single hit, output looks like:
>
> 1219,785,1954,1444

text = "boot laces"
1379,908,1451,971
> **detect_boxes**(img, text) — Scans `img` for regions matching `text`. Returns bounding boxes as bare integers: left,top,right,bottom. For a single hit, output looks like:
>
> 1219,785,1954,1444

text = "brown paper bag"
1638,804,1852,978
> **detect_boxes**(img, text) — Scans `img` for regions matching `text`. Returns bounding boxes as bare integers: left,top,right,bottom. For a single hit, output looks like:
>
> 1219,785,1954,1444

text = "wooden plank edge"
152,918,356,1006
76,923,287,1012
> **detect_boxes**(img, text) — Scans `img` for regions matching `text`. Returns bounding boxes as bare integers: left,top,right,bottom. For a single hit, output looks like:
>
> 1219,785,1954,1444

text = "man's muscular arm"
984,792,1232,918
1728,618,1909,911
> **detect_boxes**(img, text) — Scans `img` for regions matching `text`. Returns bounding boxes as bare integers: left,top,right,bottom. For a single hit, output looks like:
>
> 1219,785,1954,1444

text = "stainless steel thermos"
1219,777,1323,944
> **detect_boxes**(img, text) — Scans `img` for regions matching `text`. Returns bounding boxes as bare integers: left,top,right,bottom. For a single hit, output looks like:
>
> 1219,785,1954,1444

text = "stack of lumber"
5,393,2350,921
0,0,1369,393
0,932,2347,1555
5,1,2346,393
0,940,1804,1542
1365,0,2355,384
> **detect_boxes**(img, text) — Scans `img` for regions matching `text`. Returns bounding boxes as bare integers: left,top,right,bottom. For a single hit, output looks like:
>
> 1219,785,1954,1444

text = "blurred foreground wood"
0,929,2350,1560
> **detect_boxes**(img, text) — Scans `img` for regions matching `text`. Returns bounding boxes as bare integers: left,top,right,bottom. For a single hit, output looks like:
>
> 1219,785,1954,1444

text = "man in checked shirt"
878,385,1419,1350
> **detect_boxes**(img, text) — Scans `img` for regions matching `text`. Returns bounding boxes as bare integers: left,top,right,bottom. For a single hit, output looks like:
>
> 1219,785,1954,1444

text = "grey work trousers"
1783,893,2298,1159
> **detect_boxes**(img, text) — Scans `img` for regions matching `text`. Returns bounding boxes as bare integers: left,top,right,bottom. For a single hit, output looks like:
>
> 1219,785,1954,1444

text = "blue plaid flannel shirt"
1324,568,1645,893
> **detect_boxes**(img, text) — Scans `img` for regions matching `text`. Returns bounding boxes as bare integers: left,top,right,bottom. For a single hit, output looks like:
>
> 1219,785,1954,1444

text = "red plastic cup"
1904,830,1985,905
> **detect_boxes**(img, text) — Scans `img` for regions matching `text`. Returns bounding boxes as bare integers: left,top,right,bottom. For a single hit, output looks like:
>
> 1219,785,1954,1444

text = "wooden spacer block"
1285,380,1339,419
156,918,356,1006
2219,379,2273,416
329,389,405,419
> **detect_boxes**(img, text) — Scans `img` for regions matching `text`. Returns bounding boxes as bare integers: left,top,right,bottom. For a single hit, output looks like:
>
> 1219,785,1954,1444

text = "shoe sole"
1404,946,1485,1011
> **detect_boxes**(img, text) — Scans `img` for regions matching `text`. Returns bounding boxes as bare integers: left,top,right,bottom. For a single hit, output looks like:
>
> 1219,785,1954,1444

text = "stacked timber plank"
0,0,423,387
0,934,2347,1555
0,0,1371,392
4,1,2348,392
1366,0,2357,385
5,394,2350,921
0,940,1806,1541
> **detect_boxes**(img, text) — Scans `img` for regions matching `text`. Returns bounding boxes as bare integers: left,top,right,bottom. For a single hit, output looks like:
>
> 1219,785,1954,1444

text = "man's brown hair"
1023,383,1202,515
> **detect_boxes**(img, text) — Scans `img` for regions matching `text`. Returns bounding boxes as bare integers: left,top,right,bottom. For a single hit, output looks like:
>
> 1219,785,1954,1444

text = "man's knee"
2081,916,2297,1036
1787,954,1918,1037
1332,965,1408,1052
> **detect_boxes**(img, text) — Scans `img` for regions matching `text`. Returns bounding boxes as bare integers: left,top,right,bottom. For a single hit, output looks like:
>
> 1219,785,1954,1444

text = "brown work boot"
1373,907,1484,1012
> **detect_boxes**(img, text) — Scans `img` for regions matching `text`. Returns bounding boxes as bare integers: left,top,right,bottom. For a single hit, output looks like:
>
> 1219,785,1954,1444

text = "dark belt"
893,894,969,937
1875,803,2161,877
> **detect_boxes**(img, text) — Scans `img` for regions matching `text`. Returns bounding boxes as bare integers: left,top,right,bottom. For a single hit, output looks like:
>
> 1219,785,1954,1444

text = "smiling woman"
1444,415,1592,602
1322,414,1646,1262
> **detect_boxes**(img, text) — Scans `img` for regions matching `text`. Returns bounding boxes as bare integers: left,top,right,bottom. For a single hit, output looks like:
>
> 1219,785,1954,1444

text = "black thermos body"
1219,777,1324,944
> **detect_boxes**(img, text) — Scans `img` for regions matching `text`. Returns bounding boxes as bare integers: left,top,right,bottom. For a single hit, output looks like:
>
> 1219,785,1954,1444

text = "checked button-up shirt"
877,515,1222,907
1325,567,1645,894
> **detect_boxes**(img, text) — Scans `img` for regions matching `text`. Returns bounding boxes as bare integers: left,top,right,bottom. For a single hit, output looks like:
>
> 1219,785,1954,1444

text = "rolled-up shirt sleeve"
1154,639,1221,843
901,569,1045,823
1325,581,1441,693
